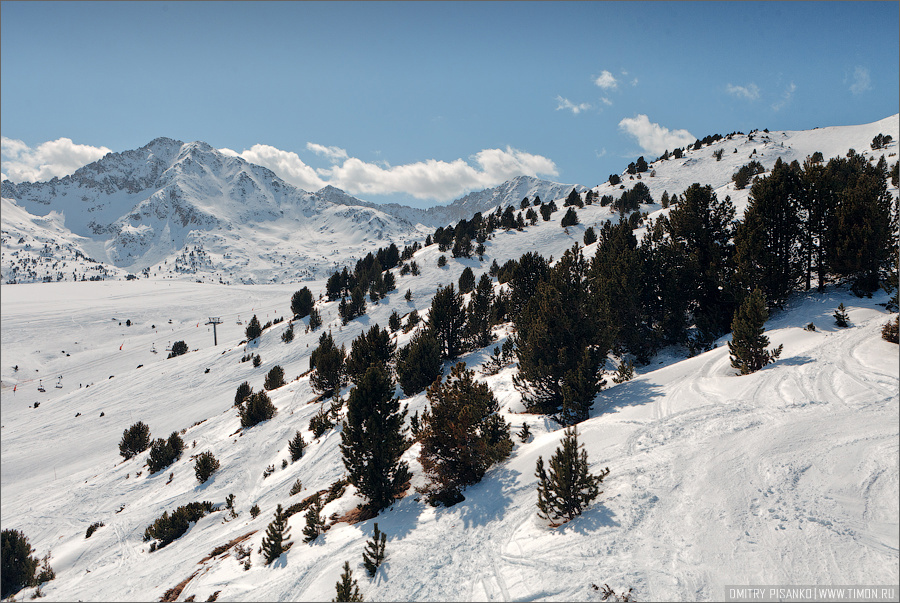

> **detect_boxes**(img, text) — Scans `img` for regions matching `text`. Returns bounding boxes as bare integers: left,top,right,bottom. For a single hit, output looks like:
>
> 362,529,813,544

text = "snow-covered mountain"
0,114,898,602
1,138,423,284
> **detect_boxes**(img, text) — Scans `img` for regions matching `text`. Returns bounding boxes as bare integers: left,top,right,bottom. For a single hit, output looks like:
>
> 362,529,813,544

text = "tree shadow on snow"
437,465,519,530
561,502,620,535
593,379,665,417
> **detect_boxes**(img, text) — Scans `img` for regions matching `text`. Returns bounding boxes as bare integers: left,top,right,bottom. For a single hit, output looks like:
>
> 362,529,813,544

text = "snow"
1,115,898,601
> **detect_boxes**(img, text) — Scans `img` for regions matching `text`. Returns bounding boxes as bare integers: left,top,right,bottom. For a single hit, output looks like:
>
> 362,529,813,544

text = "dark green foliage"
302,494,326,543
466,274,495,349
535,427,609,524
119,421,151,460
514,246,609,422
833,303,850,327
144,501,217,549
333,560,364,602
290,479,303,496
362,523,387,578
871,133,893,150
732,160,765,189
194,451,220,483
734,158,803,307
396,328,443,396
147,432,185,474
250,504,261,518
404,289,413,302
2,529,39,598
239,391,276,428
508,251,551,318
339,287,367,324
245,315,262,341
235,381,252,406
85,522,104,539
891,161,899,187
388,310,401,332
428,284,466,359
310,401,339,438
419,363,512,506
308,307,323,331
289,430,306,462
612,182,652,214
437,255,447,267
345,325,395,384
517,423,531,443
252,354,262,368
168,340,188,358
882,316,899,343
341,365,410,512
291,287,314,319
458,266,475,294
583,226,597,245
660,190,670,208
564,188,583,208
635,156,648,172
728,289,783,375
310,332,346,399
608,173,621,185
281,322,295,343
561,207,579,227
261,504,293,565
264,365,286,390
612,361,635,384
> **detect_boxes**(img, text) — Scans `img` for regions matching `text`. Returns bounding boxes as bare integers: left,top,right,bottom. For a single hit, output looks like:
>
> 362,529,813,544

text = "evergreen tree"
1,529,40,599
239,390,276,427
561,207,579,227
333,560,364,602
466,273,495,349
147,432,184,474
728,289,783,375
583,226,597,245
194,451,220,483
540,203,553,221
458,266,475,294
635,156,648,173
833,303,850,327
396,328,443,396
428,284,466,359
302,494,326,543
234,382,253,407
281,322,295,343
362,523,387,578
564,188,583,208
291,287,314,319
345,325,395,384
310,332,346,399
167,340,188,358
119,421,151,460
261,504,293,565
508,251,551,318
388,310,402,333
535,426,609,524
245,315,263,341
264,365,286,390
308,307,323,331
419,362,512,505
288,430,306,462
340,365,410,512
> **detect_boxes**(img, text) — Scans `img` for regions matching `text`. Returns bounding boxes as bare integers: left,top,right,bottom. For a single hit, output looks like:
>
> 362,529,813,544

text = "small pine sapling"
611,360,634,384
302,494,326,543
288,430,307,462
290,479,303,496
250,504,261,519
261,504,293,565
833,303,850,327
333,560,364,602
362,523,387,578
535,426,609,525
517,423,532,443
194,451,220,484
882,316,899,344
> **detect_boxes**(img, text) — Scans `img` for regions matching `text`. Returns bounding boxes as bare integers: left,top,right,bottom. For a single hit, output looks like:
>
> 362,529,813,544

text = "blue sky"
2,1,898,207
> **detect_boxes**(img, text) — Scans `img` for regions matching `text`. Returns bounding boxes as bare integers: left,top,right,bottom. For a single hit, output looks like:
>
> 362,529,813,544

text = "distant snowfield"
1,278,897,601
1,114,899,601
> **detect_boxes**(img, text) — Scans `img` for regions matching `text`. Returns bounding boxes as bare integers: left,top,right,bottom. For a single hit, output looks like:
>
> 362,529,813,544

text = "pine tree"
333,560,363,602
288,430,306,462
302,494,326,543
119,421,151,460
234,381,252,406
362,523,387,578
340,365,410,512
1,529,40,599
261,504,293,565
419,362,512,505
308,307,323,331
291,287,314,319
388,310,401,333
245,315,262,341
535,426,609,524
281,322,295,343
239,390,276,427
428,284,466,359
396,328,443,396
194,451,220,484
466,274,495,349
833,303,850,327
583,226,597,245
310,332,346,399
728,289,783,375
345,325,395,384
561,207,579,227
264,365,285,390
458,266,475,294
147,432,184,474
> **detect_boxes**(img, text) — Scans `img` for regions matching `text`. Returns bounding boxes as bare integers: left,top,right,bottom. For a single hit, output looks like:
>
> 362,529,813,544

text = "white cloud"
631,78,639,87
224,143,558,202
599,97,613,106
771,82,796,111
555,95,592,115
221,144,328,191
618,114,695,156
595,148,607,158
594,70,618,90
306,142,349,162
0,137,112,183
849,66,871,95
727,83,760,100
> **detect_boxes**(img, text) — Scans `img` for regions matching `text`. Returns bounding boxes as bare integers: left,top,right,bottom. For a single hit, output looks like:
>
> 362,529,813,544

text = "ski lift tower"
206,317,222,346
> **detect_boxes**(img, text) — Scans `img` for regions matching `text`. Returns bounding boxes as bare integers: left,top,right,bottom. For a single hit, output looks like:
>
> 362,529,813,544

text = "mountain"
0,114,897,602
1,138,421,284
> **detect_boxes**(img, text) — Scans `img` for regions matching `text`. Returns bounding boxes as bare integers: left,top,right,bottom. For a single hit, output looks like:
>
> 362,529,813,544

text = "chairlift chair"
165,341,173,352
55,376,63,389
151,343,157,353
37,380,46,393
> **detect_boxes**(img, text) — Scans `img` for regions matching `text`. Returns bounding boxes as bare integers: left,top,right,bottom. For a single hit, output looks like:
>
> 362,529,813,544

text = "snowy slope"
1,114,898,602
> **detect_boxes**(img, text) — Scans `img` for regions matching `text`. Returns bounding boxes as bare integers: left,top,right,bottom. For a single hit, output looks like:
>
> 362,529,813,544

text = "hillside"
1,114,898,602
